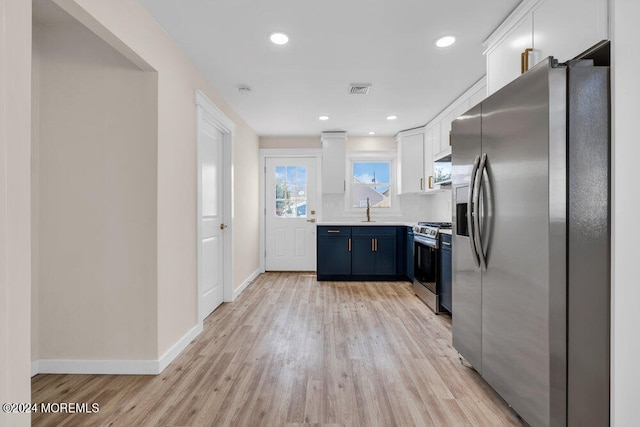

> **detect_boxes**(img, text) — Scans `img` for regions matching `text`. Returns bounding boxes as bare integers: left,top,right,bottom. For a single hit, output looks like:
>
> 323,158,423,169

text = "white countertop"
440,229,453,235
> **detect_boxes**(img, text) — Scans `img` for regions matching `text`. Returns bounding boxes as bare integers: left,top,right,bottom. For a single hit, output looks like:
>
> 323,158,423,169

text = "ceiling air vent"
349,83,371,95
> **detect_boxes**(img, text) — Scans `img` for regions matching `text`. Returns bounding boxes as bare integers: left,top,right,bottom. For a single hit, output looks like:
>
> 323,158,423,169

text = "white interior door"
265,157,318,271
198,120,224,320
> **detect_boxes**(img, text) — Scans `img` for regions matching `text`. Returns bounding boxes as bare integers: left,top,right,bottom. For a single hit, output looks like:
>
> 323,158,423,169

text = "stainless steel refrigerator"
451,57,610,427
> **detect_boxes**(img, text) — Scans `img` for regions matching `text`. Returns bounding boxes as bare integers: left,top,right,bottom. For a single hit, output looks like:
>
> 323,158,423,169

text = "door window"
274,165,307,217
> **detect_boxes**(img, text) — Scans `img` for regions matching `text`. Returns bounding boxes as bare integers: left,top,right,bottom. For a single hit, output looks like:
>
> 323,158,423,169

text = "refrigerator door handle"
474,153,488,270
468,155,481,267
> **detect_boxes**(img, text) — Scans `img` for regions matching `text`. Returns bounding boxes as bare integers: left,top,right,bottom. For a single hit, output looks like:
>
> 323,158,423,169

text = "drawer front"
351,226,397,237
317,226,351,237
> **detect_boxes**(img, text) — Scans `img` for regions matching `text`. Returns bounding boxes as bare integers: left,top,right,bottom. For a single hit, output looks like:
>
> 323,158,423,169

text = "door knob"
220,223,228,230
306,218,316,223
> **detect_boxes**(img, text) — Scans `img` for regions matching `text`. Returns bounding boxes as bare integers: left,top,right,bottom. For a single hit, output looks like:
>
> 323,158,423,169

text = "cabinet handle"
521,48,533,74
371,239,375,251
442,241,451,246
449,130,452,146
375,239,378,251
428,176,433,189
348,238,351,252
420,178,424,190
328,230,341,233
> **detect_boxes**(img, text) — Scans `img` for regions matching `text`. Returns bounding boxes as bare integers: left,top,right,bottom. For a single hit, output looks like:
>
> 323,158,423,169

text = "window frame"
345,151,399,214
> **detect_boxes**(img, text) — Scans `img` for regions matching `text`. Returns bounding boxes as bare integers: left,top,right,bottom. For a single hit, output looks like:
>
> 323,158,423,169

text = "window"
351,161,392,208
274,165,307,217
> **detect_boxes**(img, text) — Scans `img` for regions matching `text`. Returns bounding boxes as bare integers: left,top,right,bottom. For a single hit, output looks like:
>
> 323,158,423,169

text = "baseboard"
233,268,261,300
157,322,203,373
35,358,159,375
32,323,204,376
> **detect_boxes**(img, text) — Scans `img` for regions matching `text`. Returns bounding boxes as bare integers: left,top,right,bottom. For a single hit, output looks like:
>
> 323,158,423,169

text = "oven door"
413,238,440,312
414,240,437,292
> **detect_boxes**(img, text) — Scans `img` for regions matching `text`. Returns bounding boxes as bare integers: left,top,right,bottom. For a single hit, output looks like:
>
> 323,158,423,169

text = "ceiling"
137,0,521,137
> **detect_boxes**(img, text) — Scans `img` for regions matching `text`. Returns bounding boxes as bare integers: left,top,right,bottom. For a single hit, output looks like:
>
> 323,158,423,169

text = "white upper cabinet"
397,130,425,194
321,132,346,193
485,0,608,95
438,111,454,158
486,13,533,95
396,78,485,195
443,99,471,153
424,127,434,190
532,0,608,67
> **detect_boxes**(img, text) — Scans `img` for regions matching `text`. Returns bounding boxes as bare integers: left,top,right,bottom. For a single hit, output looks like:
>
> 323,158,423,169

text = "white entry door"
265,157,318,271
198,119,224,320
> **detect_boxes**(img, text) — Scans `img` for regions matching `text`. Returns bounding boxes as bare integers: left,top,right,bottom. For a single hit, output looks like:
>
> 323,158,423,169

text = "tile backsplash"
320,191,452,223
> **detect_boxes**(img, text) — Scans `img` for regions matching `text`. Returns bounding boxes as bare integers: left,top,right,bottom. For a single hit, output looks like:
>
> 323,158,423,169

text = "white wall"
260,136,322,149
53,0,261,357
0,0,31,425
611,0,640,424
32,14,159,360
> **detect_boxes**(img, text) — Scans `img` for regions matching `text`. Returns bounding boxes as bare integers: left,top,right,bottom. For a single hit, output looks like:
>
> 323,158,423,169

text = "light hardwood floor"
32,272,524,426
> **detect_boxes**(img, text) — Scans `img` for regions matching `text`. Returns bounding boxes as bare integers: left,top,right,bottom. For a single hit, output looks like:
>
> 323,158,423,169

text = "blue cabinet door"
406,227,414,281
439,235,452,313
351,237,374,275
374,237,396,275
351,227,397,276
317,236,351,275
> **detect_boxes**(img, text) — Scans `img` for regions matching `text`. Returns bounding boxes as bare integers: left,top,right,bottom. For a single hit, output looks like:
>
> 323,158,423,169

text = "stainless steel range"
412,222,451,313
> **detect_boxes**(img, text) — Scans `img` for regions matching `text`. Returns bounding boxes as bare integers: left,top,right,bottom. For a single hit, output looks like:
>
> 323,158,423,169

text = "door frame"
196,90,235,323
259,149,323,272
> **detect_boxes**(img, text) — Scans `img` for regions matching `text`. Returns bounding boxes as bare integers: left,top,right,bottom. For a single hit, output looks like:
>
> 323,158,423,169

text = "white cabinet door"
487,13,533,95
424,127,434,190
322,137,346,193
533,0,608,66
431,121,441,154
438,111,454,157
398,132,425,194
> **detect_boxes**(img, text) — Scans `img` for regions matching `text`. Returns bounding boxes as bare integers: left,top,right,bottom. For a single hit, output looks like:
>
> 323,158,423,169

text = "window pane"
353,162,390,184
286,166,297,183
352,161,391,208
274,165,307,217
352,185,390,208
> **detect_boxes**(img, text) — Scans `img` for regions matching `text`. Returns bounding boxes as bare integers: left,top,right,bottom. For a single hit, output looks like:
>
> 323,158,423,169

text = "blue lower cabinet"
439,233,452,313
317,227,352,279
406,227,414,282
349,237,372,275
317,236,351,276
317,226,401,281
373,236,396,275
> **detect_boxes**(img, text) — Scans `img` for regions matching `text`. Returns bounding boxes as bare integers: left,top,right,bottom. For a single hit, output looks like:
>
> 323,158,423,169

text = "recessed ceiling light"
386,115,398,120
435,35,456,48
369,131,376,135
318,115,329,121
238,86,252,95
269,32,289,45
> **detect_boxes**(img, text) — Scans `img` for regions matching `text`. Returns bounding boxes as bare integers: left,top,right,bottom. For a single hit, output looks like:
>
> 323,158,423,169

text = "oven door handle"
468,155,481,268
